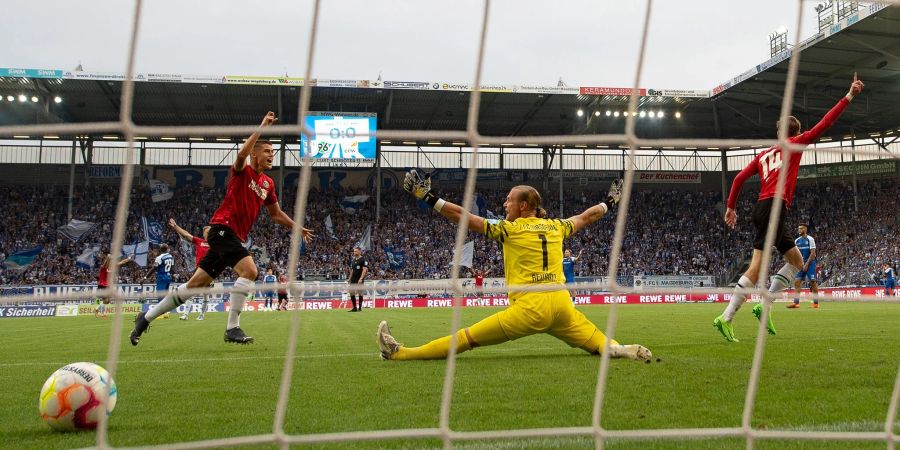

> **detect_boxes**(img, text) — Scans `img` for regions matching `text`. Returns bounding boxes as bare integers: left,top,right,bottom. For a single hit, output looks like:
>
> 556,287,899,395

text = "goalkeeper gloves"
403,170,444,211
601,179,623,210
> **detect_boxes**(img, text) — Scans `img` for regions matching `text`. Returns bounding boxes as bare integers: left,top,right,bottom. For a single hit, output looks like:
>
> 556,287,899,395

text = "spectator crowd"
0,176,896,288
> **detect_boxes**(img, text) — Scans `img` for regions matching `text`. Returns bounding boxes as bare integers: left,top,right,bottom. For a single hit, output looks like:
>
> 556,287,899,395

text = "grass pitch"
1,302,898,450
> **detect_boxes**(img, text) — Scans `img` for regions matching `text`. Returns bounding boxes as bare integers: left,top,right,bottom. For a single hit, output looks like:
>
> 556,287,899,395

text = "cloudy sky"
1,0,821,89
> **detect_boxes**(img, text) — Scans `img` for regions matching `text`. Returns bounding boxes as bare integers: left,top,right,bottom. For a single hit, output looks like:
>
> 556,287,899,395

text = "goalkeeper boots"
752,303,777,335
608,344,652,362
376,321,401,360
713,315,738,342
130,312,150,346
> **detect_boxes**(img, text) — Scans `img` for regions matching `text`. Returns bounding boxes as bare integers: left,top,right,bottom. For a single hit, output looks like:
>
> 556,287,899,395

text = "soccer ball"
38,362,118,431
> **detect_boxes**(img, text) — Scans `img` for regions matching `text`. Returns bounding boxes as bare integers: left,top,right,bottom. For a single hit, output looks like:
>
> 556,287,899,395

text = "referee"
348,246,368,312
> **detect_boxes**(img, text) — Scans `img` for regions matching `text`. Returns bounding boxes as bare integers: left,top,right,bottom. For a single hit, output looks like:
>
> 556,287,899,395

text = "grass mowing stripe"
1,302,896,449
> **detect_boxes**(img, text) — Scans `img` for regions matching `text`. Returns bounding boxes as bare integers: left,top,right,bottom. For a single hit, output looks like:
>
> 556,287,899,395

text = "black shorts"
278,293,287,301
751,198,796,254
198,224,251,279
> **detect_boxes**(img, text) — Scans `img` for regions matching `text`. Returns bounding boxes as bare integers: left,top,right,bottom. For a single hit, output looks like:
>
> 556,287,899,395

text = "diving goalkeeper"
377,172,651,362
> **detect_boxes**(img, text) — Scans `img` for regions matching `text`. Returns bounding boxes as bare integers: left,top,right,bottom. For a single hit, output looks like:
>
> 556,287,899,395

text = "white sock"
769,264,800,294
201,295,209,314
227,277,254,330
723,276,754,322
146,284,188,321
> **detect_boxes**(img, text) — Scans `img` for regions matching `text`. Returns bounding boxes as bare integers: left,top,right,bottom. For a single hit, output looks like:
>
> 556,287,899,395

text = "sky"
0,0,821,90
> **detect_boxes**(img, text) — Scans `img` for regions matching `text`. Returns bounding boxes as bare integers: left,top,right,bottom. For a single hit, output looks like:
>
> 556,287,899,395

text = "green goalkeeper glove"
403,170,442,209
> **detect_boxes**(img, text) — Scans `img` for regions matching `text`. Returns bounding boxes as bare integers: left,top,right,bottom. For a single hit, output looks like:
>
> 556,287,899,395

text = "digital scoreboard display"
300,113,377,161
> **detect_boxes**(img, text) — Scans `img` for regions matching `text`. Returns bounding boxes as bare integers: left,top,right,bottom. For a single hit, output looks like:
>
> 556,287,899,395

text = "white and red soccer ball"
38,362,117,431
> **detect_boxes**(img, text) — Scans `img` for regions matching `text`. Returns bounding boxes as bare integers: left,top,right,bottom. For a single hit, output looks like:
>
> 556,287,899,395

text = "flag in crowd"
122,240,150,267
75,245,101,270
355,225,372,252
384,246,406,269
340,195,369,214
57,219,97,243
149,178,173,202
2,246,43,272
141,217,164,245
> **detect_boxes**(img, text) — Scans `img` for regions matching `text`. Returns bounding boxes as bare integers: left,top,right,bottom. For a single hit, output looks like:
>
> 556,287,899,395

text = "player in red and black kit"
714,73,864,342
474,268,485,299
277,273,289,311
94,251,133,318
168,218,212,320
130,112,314,345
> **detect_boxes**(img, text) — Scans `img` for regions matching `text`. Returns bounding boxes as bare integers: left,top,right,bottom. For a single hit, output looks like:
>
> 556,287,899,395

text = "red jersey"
727,97,849,210
210,165,278,242
277,275,287,295
474,272,484,287
98,265,109,287
192,236,210,266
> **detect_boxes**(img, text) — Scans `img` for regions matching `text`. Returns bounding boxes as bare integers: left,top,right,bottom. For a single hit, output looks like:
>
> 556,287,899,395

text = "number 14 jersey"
727,97,850,210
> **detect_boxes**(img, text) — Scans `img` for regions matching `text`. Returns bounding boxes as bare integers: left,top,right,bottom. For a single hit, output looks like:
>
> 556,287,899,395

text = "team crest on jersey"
249,179,269,201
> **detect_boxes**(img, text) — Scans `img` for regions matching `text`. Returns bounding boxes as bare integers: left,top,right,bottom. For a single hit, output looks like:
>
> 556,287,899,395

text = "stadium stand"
1,176,895,287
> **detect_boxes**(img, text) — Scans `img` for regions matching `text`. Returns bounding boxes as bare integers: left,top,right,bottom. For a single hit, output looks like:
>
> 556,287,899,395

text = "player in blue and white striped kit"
262,268,277,310
884,262,896,297
143,244,175,318
562,249,581,302
790,224,819,308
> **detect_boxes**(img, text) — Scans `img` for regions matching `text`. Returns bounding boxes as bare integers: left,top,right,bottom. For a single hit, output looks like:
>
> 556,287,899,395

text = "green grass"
1,302,898,450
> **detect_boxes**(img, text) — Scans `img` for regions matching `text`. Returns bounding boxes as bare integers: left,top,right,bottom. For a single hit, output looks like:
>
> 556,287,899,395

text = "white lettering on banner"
427,299,453,308
640,295,663,303
491,298,509,306
573,296,591,304
603,295,628,304
305,301,332,309
466,298,491,307
831,290,861,298
387,300,412,308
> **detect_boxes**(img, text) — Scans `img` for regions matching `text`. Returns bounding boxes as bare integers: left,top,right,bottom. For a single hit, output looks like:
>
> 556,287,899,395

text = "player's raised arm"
116,255,133,267
796,73,864,144
402,170,485,234
235,112,277,172
168,218,194,242
568,179,622,234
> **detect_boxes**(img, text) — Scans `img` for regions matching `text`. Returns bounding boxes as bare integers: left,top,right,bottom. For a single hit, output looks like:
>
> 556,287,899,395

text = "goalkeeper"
377,171,651,362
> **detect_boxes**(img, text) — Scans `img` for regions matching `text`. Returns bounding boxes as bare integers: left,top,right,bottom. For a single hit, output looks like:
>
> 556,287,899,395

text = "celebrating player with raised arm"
130,112,314,345
376,171,651,362
168,218,213,320
714,73,864,342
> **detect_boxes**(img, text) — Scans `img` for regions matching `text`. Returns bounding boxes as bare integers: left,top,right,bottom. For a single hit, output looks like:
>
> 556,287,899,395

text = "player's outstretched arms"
402,170,486,234
235,112,277,171
569,179,622,233
168,218,195,242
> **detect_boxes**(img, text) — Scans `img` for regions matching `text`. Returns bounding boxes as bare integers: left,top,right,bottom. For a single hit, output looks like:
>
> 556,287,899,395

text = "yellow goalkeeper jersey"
483,216,574,298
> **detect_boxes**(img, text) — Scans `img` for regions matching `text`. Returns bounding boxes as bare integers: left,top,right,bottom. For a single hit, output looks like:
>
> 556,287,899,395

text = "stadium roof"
0,4,897,148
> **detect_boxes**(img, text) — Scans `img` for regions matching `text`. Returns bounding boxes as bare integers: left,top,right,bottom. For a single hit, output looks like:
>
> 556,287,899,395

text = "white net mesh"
1,0,899,449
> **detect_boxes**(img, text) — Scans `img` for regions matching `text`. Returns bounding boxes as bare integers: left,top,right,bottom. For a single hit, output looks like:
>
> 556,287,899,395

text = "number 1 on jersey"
538,234,548,271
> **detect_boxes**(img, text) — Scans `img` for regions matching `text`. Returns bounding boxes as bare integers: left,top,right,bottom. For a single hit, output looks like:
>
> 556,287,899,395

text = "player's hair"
513,185,547,219
798,222,808,228
777,116,802,137
159,244,169,253
253,139,273,148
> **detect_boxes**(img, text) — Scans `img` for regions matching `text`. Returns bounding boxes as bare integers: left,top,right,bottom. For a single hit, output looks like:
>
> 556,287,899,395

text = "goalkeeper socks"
227,277,254,329
146,284,188,321
723,276,754,321
769,264,800,294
